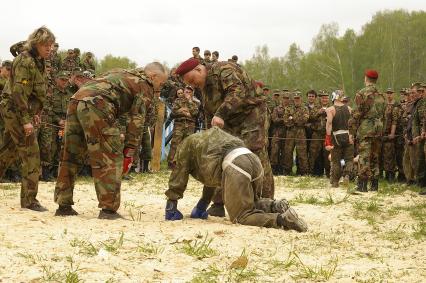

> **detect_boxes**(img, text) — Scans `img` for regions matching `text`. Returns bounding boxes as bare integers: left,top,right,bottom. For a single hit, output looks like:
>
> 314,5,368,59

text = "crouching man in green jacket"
164,127,307,232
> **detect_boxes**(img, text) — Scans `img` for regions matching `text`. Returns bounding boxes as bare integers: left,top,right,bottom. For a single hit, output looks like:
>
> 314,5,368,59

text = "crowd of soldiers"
0,26,425,232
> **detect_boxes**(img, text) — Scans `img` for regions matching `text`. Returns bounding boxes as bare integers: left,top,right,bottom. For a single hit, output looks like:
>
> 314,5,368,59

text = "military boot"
26,203,48,212
55,205,79,216
98,209,122,220
206,203,225,217
370,179,379,191
356,178,368,192
277,208,308,232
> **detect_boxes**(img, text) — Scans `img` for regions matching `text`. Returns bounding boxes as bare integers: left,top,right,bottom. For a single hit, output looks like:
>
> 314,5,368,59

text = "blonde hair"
24,26,55,51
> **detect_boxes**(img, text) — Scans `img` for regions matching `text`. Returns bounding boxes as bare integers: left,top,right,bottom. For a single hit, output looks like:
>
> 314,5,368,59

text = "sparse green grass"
412,221,426,239
177,233,217,259
291,252,339,281
40,257,83,283
101,232,124,254
69,238,99,257
17,252,47,265
290,192,349,206
352,199,383,226
137,241,164,256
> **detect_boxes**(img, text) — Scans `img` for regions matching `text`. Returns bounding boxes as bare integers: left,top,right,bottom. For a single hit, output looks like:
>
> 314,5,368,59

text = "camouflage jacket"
309,103,328,133
412,98,426,138
81,58,96,71
1,50,47,125
52,85,75,124
61,56,78,71
283,104,309,128
168,127,245,196
202,61,264,126
72,68,155,149
353,84,385,138
171,97,200,122
49,52,62,74
0,77,7,93
383,101,401,135
271,105,286,126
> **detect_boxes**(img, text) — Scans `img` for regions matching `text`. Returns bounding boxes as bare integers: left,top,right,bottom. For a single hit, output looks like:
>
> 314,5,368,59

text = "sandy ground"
0,172,425,282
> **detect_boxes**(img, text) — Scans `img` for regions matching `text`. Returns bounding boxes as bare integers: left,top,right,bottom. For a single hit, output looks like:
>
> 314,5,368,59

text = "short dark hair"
212,51,219,58
306,90,317,97
192,47,200,52
204,50,211,56
232,55,238,61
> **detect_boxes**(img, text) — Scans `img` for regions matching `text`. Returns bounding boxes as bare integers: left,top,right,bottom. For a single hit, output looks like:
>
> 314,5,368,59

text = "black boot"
370,179,379,191
55,205,79,216
356,179,368,192
385,171,394,183
98,209,122,220
206,203,225,217
41,166,53,181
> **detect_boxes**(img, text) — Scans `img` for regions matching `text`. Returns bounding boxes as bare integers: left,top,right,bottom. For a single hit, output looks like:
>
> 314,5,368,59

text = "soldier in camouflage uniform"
81,52,96,72
61,49,78,71
351,70,385,192
167,85,199,167
0,27,55,210
412,83,426,194
283,92,309,175
175,58,275,218
0,60,12,147
395,89,408,182
380,88,401,182
402,88,419,185
49,42,61,75
270,91,291,175
54,63,167,219
164,127,307,232
308,91,330,176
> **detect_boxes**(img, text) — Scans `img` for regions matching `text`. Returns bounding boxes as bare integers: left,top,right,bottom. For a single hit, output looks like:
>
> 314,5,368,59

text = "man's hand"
23,123,34,136
33,115,41,126
211,116,224,128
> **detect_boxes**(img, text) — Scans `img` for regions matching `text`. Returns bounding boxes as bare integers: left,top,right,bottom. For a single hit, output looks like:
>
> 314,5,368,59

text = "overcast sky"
1,0,425,67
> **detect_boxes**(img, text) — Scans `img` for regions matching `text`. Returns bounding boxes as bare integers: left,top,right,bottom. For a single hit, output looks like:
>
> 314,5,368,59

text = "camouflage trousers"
54,100,124,211
168,120,195,163
36,123,53,166
357,137,381,180
283,127,308,175
416,141,426,182
381,140,396,172
395,139,405,177
270,127,285,166
309,131,330,175
132,127,152,166
0,104,40,207
403,143,417,182
330,144,354,184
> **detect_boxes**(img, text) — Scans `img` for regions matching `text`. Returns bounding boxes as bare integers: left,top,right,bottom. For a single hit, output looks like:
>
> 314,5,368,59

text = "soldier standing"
395,89,408,182
167,85,200,168
62,49,78,71
49,42,62,75
283,92,309,175
351,70,385,192
174,58,275,218
402,87,419,185
380,88,400,182
211,51,219,63
0,26,55,210
0,60,12,146
54,63,167,218
325,90,354,187
412,83,426,195
203,50,212,64
81,52,96,72
308,91,330,176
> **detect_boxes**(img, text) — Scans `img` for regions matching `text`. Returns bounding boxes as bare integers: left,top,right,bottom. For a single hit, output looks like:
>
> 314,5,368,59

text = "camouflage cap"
56,70,70,79
411,82,423,89
293,91,302,98
281,88,289,92
400,88,408,94
318,90,329,97
282,91,290,98
262,86,269,91
386,88,394,93
1,60,12,68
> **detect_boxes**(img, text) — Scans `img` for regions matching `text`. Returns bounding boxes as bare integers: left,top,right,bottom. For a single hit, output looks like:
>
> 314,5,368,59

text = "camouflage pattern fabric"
413,98,426,181
352,84,385,180
380,102,401,173
308,104,329,175
282,104,309,175
270,105,286,166
166,127,279,228
54,69,154,211
61,55,78,72
0,50,47,207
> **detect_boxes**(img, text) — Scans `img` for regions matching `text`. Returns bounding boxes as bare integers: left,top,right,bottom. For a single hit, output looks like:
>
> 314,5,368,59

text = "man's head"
175,58,207,89
184,85,194,100
332,90,344,104
52,42,59,53
364,69,378,85
67,49,74,58
212,51,219,61
25,26,55,59
273,91,280,101
69,67,93,88
55,70,70,89
231,55,238,63
293,92,302,106
74,48,80,58
0,60,12,78
282,91,290,106
204,50,211,61
192,47,200,58
385,88,395,102
262,86,270,96
176,87,184,98
144,62,168,91
85,52,93,60
306,90,317,104
319,91,329,106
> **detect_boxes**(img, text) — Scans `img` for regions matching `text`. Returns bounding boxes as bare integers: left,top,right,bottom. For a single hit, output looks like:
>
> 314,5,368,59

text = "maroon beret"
175,58,200,76
365,69,378,79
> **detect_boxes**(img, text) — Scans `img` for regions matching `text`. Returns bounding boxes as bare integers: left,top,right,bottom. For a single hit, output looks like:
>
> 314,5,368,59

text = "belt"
222,147,263,182
332,130,349,146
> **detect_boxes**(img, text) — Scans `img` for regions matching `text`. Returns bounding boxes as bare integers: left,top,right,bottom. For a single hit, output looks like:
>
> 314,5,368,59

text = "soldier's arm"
188,101,200,117
271,107,283,124
412,106,421,138
11,57,33,124
125,95,146,149
215,68,256,120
